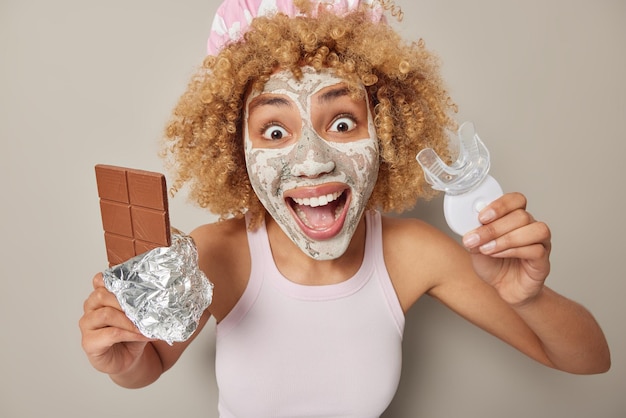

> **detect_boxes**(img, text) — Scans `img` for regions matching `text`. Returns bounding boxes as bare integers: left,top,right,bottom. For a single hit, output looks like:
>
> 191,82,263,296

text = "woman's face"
244,66,379,260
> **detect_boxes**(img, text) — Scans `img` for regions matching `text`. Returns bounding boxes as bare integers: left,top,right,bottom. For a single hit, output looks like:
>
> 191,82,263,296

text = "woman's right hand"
79,273,154,376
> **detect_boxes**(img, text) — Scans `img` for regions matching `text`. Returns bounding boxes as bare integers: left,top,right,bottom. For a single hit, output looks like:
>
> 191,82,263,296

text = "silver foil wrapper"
103,233,213,345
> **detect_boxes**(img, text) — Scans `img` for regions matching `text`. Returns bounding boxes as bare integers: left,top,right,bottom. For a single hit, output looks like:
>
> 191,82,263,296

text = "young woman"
79,1,610,416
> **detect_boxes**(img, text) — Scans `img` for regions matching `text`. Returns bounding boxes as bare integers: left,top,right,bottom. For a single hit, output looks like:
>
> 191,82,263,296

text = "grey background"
1,0,624,417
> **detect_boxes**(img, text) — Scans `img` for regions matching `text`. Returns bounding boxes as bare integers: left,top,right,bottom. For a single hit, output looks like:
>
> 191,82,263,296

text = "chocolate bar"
95,165,171,266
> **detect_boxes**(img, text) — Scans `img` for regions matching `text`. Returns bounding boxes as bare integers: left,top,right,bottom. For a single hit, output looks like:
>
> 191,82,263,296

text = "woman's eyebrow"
317,86,350,104
248,95,292,111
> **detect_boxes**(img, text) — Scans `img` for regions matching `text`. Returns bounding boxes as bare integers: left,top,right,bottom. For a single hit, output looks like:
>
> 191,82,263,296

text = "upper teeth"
292,191,342,208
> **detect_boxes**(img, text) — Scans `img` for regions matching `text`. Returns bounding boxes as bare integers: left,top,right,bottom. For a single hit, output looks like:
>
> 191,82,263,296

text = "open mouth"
285,186,351,240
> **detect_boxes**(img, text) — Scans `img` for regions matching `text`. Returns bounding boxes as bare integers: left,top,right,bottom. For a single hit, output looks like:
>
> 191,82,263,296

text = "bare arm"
429,265,610,374
384,195,610,374
509,286,610,374
462,192,610,374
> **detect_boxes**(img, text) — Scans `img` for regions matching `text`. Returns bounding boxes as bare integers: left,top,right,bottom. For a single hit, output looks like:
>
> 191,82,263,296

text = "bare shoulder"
190,216,248,255
190,217,250,321
380,215,470,312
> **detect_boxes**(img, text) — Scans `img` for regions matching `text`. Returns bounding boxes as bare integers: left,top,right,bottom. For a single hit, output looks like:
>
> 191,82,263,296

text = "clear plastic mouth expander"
416,121,503,236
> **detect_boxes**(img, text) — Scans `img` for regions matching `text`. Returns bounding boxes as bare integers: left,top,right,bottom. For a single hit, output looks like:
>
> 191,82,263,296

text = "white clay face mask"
244,66,379,260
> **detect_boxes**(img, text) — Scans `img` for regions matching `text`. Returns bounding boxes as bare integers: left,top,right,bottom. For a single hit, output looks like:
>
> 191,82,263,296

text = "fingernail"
479,209,496,223
480,240,496,252
463,233,480,248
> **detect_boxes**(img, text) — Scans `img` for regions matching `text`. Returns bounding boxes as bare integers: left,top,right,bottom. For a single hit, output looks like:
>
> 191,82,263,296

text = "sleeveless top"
215,211,405,417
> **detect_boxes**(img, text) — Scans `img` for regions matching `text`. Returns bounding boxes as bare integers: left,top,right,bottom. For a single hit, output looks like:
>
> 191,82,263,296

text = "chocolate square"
127,170,168,210
99,200,133,238
134,239,161,255
95,164,171,266
95,165,129,203
131,206,170,247
104,233,136,266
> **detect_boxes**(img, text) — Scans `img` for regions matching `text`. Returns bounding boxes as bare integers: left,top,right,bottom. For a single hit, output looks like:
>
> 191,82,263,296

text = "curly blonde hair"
163,0,456,228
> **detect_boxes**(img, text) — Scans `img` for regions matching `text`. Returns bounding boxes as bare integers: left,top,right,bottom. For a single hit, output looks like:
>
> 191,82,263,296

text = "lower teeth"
294,203,343,229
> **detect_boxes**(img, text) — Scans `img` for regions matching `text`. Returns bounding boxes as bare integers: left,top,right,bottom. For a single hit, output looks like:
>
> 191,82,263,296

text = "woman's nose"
290,128,335,178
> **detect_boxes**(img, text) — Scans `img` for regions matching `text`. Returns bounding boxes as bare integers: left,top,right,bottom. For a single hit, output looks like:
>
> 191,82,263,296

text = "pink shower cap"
207,0,385,55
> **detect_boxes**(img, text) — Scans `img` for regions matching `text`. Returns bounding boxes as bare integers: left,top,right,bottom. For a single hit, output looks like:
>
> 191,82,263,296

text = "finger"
92,272,105,289
477,221,551,257
79,307,151,351
81,305,138,334
478,192,527,225
482,242,549,261
83,286,122,313
79,306,151,341
464,208,534,249
81,326,153,358
481,208,536,244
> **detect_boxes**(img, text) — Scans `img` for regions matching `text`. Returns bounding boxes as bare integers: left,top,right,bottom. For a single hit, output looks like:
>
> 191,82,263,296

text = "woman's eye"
262,125,289,141
329,116,356,133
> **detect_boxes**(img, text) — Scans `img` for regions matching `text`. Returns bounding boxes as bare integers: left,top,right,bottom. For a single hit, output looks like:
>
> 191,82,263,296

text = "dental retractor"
416,121,503,236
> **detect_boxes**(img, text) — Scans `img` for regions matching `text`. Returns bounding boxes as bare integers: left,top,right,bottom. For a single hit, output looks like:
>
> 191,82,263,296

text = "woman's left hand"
461,192,552,306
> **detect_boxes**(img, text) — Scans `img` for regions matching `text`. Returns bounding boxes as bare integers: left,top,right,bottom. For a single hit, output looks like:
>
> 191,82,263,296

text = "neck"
265,213,367,286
